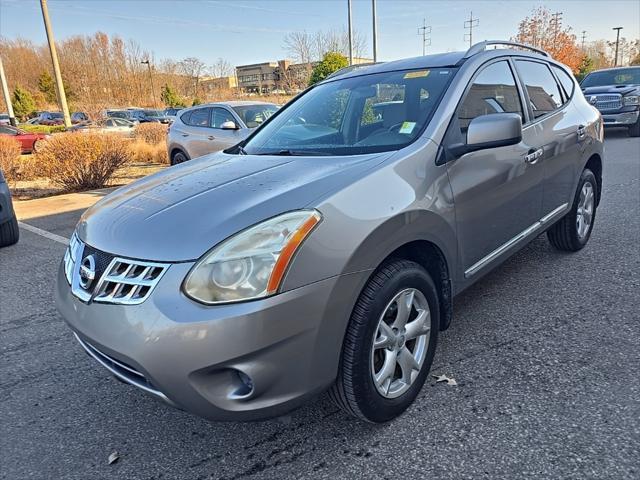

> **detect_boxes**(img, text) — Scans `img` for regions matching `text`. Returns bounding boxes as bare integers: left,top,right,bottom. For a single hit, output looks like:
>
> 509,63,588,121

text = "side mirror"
449,113,522,158
220,120,238,130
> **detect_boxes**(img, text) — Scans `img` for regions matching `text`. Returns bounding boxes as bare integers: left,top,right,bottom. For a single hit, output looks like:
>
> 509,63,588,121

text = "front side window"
516,60,563,119
457,60,524,134
242,67,456,156
233,104,278,128
0,125,18,135
211,108,235,128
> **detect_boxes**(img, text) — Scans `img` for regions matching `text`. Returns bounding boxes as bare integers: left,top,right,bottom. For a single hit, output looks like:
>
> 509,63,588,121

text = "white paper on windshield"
399,122,416,134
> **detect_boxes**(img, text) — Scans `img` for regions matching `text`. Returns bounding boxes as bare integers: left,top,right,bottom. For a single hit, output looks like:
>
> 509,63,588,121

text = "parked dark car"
164,107,182,118
581,66,640,136
0,169,19,247
107,109,168,123
0,125,49,153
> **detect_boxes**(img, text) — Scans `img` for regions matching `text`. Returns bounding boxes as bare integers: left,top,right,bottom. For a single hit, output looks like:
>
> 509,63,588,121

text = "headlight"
183,210,322,304
623,95,639,106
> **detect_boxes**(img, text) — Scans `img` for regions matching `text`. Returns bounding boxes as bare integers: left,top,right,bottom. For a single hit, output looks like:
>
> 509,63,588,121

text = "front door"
445,59,544,280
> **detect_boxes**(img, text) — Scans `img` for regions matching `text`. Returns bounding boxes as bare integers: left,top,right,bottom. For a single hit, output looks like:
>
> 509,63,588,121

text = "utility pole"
141,60,157,108
581,30,587,50
463,12,479,48
0,56,17,126
40,0,71,128
551,11,563,50
372,0,378,63
347,0,354,65
418,19,432,56
612,27,623,66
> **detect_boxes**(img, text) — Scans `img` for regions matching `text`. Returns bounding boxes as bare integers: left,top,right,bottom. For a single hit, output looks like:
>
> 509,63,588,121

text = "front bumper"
56,260,368,421
601,110,639,126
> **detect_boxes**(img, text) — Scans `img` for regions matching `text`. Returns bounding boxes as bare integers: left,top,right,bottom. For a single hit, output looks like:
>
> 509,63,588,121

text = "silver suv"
166,101,278,165
57,42,603,423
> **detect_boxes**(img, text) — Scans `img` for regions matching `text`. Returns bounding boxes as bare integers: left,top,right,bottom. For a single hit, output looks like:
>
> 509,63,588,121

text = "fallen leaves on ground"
433,374,458,386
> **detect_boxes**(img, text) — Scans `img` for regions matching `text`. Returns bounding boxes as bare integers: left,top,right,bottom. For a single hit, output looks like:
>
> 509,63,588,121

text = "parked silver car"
57,41,603,423
166,101,278,165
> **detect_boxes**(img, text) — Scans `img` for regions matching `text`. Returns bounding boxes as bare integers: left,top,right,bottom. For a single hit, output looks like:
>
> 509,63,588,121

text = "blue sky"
1,0,638,66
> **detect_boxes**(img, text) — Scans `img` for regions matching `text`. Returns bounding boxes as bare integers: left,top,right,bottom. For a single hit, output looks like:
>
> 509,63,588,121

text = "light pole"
372,0,378,63
0,56,17,126
40,0,71,128
612,27,623,66
347,0,354,65
141,60,157,108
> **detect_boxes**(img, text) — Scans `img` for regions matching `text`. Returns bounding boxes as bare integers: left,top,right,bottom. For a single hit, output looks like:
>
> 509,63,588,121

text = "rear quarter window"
551,65,576,99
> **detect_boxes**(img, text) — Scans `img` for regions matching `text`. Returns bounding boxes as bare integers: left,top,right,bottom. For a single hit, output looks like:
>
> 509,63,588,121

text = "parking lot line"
18,221,69,245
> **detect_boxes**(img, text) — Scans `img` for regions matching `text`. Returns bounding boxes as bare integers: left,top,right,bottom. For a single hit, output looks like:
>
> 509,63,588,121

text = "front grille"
64,233,169,305
591,93,622,111
74,333,168,401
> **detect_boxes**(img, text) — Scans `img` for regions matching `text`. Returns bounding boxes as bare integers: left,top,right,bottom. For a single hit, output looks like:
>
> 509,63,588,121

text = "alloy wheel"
576,181,595,240
370,288,431,399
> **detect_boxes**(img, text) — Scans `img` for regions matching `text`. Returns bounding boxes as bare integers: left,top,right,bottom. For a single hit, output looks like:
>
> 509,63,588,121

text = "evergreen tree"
11,86,36,120
309,52,348,86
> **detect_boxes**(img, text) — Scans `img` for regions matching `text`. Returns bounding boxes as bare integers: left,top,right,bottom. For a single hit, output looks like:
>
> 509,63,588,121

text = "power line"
551,11,563,50
418,18,432,56
463,11,479,48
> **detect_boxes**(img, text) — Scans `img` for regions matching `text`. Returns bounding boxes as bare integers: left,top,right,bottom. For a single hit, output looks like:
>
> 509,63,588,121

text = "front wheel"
171,150,188,166
547,168,598,251
329,259,439,423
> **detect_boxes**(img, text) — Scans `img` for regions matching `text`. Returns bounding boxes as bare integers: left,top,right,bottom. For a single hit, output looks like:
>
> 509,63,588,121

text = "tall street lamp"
141,60,157,108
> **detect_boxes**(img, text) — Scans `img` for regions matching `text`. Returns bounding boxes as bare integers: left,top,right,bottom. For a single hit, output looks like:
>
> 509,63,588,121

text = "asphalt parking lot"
1,130,639,480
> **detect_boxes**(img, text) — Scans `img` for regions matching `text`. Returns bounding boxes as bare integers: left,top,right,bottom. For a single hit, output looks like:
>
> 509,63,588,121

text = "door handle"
577,125,586,139
524,148,543,165
181,133,189,137
207,135,216,140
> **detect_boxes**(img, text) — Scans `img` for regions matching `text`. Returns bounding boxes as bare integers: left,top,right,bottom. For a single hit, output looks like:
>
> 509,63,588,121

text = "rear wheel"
32,139,44,153
547,168,597,251
0,215,19,247
329,259,439,423
171,150,188,166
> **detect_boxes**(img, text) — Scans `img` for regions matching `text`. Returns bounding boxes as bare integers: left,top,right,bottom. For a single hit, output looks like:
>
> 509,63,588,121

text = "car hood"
582,85,639,95
77,151,393,262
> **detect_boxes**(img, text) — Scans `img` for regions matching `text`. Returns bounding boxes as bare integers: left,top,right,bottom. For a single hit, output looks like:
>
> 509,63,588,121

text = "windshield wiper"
256,149,330,156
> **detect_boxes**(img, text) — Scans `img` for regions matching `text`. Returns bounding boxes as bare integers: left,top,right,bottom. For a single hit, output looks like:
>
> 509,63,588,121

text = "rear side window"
210,108,235,128
551,65,575,99
515,60,563,119
457,60,524,134
184,108,210,127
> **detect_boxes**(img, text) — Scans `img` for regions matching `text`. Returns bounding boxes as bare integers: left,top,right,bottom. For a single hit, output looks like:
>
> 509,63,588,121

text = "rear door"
446,59,544,280
180,107,212,158
514,59,583,217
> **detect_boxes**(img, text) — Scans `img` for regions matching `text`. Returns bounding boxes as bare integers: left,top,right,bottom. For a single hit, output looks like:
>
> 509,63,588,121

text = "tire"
171,150,188,166
547,168,598,252
329,259,439,423
32,139,44,153
0,215,19,247
629,117,640,137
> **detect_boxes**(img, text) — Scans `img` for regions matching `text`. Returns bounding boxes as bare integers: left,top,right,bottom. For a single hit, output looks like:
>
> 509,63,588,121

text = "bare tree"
178,57,206,97
210,58,233,78
285,28,368,63
283,31,313,63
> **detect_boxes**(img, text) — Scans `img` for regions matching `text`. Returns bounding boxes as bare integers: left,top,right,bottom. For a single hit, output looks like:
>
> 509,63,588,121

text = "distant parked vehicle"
33,111,64,126
0,125,49,153
581,66,640,137
107,109,168,123
70,118,136,137
167,101,278,165
0,113,10,125
0,169,19,247
164,107,182,118
71,112,90,124
106,110,140,124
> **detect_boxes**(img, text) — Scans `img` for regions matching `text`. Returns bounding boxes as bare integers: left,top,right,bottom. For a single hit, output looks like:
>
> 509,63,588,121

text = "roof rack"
462,40,550,60
325,62,383,80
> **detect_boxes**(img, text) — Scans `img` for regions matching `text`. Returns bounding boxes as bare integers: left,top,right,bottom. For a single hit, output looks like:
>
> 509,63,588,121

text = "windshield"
582,68,640,87
232,104,278,128
49,113,63,119
242,68,455,156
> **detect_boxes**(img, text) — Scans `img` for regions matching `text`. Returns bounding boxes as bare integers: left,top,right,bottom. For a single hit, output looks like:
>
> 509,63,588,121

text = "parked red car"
0,125,49,154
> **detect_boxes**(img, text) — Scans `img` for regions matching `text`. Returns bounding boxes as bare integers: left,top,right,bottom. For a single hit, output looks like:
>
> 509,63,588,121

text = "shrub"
19,124,67,134
135,122,167,145
0,136,22,183
34,132,130,191
128,140,169,165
